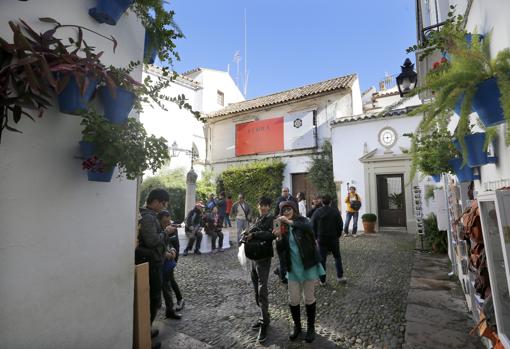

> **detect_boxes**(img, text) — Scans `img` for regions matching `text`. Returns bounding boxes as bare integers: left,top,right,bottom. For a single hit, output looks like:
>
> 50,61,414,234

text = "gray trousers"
236,218,249,243
251,258,272,325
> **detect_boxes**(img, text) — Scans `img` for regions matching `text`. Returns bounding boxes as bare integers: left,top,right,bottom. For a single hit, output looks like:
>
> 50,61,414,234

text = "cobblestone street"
156,230,416,348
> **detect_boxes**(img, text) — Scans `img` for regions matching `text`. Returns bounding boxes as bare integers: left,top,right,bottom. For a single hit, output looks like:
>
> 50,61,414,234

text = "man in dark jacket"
137,188,170,349
306,195,323,219
242,196,275,343
311,194,346,285
183,202,204,256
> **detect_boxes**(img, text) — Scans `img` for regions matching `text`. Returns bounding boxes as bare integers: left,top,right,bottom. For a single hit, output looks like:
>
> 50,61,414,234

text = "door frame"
360,150,417,233
376,173,407,227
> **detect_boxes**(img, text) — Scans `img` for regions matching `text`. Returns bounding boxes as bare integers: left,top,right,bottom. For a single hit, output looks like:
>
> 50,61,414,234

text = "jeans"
318,237,344,282
211,230,224,250
236,218,249,243
161,268,175,314
224,215,232,227
344,211,359,235
251,258,272,325
149,264,162,323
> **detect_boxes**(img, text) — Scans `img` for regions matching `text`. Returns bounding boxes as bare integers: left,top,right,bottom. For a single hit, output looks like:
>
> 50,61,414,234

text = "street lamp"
396,58,418,97
169,141,198,170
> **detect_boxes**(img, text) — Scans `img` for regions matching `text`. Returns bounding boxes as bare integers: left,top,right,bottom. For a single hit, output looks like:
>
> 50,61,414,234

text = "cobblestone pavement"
158,231,415,348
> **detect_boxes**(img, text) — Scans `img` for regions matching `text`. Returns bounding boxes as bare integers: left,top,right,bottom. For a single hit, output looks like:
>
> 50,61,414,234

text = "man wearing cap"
183,202,205,256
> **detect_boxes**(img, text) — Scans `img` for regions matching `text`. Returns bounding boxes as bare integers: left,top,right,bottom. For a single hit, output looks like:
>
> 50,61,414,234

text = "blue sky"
168,0,417,99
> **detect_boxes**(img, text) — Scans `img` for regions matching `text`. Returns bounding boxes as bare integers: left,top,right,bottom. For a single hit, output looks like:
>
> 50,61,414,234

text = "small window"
217,90,224,106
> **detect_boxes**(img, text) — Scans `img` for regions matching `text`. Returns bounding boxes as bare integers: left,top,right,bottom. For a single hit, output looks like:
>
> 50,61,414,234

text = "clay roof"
207,74,357,119
331,106,418,126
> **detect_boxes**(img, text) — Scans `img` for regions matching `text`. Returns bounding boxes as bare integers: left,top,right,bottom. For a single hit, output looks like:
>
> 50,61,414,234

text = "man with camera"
241,196,275,343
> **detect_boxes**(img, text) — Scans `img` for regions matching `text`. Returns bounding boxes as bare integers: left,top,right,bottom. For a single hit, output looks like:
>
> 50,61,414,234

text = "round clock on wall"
378,127,397,148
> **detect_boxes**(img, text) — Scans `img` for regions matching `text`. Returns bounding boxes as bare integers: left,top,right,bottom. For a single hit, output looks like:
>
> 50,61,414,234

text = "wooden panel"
292,173,319,211
133,263,151,349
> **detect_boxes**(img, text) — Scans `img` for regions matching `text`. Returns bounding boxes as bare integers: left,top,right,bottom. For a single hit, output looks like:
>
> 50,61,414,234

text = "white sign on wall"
284,110,315,150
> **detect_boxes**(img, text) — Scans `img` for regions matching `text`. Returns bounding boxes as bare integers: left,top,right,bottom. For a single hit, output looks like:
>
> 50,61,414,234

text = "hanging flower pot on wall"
98,86,135,124
453,133,497,167
448,158,481,183
472,78,506,127
57,75,98,115
89,0,134,25
80,141,115,182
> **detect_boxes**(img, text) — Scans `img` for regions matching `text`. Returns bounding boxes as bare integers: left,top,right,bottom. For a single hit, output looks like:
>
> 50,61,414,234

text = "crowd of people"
135,185,362,348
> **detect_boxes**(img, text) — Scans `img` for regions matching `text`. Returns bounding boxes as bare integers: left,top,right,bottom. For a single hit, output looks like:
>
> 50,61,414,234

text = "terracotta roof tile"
207,73,357,119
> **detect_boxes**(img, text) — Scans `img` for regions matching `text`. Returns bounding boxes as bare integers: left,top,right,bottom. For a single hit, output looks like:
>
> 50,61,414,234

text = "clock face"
379,128,397,147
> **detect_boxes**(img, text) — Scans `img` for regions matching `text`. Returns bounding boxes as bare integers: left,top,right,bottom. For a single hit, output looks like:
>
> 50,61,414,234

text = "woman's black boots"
289,305,302,340
305,302,316,343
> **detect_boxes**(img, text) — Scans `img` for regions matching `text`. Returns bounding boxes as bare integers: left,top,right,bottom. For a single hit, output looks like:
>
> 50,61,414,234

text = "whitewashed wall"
331,113,423,220
0,1,144,348
464,0,510,189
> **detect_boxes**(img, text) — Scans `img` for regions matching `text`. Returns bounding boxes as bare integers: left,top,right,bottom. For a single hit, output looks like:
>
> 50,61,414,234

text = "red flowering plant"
432,57,449,70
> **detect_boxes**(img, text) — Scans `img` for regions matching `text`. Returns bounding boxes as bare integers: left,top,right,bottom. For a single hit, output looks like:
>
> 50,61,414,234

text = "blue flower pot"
465,33,484,46
453,133,497,167
87,169,114,182
89,0,134,25
472,78,505,127
448,158,480,183
144,31,158,64
57,75,97,115
99,86,135,124
431,174,441,183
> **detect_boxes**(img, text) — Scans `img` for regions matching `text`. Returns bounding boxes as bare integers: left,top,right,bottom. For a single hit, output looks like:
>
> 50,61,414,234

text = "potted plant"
80,110,169,182
361,214,377,234
452,131,498,168
89,0,135,25
424,214,447,253
404,121,458,180
98,62,142,124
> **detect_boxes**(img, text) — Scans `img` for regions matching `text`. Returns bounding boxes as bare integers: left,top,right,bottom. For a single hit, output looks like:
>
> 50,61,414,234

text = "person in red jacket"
224,194,233,228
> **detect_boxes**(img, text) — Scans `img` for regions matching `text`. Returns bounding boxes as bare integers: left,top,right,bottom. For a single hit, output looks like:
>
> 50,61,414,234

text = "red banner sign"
235,117,284,156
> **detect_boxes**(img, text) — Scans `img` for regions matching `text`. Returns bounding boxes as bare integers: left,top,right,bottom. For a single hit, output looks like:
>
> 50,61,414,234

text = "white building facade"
141,67,244,176
205,74,363,205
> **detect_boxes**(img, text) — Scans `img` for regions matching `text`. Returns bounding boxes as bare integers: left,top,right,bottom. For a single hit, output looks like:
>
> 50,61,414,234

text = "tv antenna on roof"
233,51,241,89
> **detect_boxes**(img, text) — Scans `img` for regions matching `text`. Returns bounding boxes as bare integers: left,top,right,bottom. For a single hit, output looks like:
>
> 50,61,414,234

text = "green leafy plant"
196,169,216,202
0,17,116,141
424,185,435,205
131,0,184,65
81,110,170,179
221,160,285,216
407,5,466,61
403,122,458,179
307,140,337,202
423,213,447,253
361,213,377,222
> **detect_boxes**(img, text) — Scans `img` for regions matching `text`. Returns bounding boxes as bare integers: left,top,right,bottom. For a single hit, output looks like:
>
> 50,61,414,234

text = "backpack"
350,194,361,211
243,239,272,260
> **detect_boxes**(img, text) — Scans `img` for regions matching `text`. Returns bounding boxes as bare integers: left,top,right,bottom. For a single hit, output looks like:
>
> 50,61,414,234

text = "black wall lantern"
396,58,418,97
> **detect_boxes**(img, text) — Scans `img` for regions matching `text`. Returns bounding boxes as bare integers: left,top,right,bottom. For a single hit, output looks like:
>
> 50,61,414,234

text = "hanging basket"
80,141,115,182
453,133,497,167
98,86,135,124
448,158,480,183
89,0,134,25
57,75,97,115
472,78,505,127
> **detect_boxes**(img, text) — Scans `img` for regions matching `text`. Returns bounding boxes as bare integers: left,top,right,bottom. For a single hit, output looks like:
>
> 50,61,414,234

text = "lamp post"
396,58,418,97
170,141,199,215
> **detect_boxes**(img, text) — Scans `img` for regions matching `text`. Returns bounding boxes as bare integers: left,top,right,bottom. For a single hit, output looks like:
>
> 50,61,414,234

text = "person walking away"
204,206,225,253
216,192,227,227
183,202,205,256
224,194,233,228
231,193,251,243
311,195,346,285
274,200,325,343
297,192,307,217
157,210,183,319
241,196,275,343
306,196,323,219
344,186,362,237
136,188,170,349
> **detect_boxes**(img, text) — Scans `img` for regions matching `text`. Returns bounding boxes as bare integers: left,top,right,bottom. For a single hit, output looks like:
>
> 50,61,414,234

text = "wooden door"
292,173,318,211
377,174,406,227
